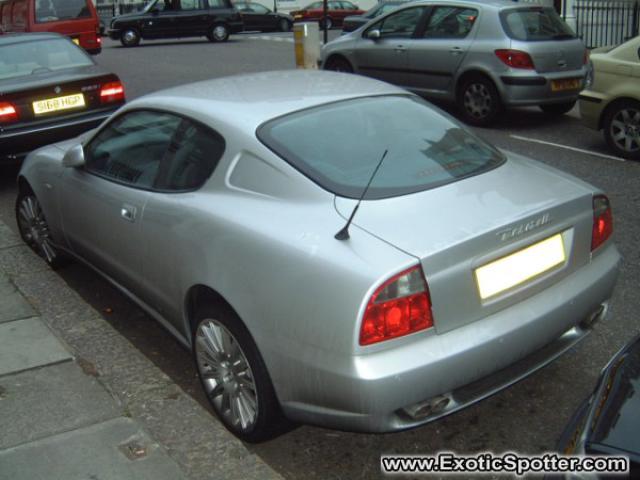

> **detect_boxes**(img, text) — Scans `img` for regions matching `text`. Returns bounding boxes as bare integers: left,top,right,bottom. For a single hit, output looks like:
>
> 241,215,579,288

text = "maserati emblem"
54,86,62,94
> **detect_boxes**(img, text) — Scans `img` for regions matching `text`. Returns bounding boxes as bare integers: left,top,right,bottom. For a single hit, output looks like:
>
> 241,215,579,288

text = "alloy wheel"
195,318,258,432
610,107,640,154
212,25,229,42
463,82,492,120
16,195,58,265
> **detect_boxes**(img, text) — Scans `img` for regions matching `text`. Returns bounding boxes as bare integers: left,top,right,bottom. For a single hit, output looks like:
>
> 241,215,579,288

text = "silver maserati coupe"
16,70,620,442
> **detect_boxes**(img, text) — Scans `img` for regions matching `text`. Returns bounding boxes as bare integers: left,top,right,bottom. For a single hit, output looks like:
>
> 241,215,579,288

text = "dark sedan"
341,0,409,33
558,334,640,477
0,33,125,163
234,2,293,32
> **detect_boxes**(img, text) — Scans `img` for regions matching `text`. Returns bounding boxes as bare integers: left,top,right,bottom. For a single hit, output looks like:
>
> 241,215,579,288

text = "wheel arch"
323,53,353,71
184,284,243,343
455,68,502,100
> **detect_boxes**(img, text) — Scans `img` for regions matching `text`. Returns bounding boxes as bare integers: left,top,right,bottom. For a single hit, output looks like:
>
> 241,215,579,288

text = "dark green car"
107,0,243,47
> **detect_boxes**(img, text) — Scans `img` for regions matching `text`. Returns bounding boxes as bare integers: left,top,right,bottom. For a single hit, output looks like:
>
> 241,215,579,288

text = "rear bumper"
0,107,118,162
497,69,587,107
277,243,621,432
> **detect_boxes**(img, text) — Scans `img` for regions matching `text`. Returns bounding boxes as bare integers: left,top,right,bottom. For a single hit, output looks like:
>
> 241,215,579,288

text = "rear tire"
603,99,640,161
278,18,291,32
457,75,503,127
324,56,353,73
539,101,576,115
193,304,285,442
208,23,230,42
120,28,140,47
320,17,333,30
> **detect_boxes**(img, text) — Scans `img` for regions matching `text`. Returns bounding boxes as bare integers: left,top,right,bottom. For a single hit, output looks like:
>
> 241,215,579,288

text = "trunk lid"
335,153,596,333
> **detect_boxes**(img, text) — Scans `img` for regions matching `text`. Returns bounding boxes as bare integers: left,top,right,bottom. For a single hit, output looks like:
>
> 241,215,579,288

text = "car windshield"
0,38,93,80
258,95,505,199
501,7,575,41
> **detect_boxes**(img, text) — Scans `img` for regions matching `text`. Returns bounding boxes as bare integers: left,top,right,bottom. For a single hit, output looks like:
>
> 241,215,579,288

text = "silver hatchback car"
322,0,589,126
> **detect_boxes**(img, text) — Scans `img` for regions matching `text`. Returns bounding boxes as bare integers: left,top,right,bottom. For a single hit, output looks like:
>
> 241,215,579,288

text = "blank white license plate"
475,233,566,300
33,93,85,115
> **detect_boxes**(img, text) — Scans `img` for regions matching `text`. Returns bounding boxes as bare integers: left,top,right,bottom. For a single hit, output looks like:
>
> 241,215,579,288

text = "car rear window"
35,0,92,23
257,95,505,200
500,7,575,41
0,38,93,80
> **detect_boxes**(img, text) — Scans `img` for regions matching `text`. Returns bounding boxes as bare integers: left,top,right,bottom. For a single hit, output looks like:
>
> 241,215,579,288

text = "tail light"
100,81,125,103
591,195,613,251
0,102,18,123
360,265,434,346
495,49,535,70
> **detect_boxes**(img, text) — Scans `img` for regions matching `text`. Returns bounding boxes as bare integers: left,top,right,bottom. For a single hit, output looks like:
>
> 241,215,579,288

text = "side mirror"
62,144,86,168
366,28,380,40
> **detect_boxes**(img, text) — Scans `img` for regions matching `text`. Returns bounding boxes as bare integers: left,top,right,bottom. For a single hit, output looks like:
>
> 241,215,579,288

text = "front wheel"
603,99,640,161
193,305,285,442
457,76,503,127
278,18,291,32
208,23,230,42
539,101,576,115
324,56,353,73
15,190,67,269
320,17,333,30
120,28,140,47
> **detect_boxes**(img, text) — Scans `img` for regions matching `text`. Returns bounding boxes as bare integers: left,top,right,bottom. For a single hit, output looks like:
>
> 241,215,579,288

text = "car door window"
154,119,225,191
250,3,269,13
84,110,182,189
422,7,477,38
375,7,425,38
328,2,340,11
179,0,203,10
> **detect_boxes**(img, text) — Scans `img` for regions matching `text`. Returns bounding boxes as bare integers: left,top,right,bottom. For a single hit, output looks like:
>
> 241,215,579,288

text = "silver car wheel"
463,83,492,119
212,24,229,42
610,108,640,153
17,195,58,264
195,319,258,432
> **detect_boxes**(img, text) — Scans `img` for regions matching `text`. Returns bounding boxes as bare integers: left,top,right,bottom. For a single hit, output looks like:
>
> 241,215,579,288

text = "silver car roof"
128,70,408,130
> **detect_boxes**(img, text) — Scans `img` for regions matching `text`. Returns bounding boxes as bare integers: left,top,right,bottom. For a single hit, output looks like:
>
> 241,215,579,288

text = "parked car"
342,0,409,34
0,33,125,163
557,334,640,477
107,0,243,47
579,35,640,161
322,0,589,126
234,1,293,32
16,70,620,442
290,0,364,29
0,0,102,54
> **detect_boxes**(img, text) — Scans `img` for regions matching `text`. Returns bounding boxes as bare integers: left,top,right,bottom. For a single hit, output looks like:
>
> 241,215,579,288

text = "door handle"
121,204,137,222
449,47,463,55
394,45,406,53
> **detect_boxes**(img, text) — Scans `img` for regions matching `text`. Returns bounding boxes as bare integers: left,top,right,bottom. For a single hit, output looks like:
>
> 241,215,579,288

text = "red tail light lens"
360,265,434,346
100,81,125,103
0,102,18,123
591,195,613,251
495,49,535,70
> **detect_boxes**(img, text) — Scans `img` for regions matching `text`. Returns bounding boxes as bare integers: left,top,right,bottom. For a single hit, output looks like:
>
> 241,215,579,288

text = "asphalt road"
1,33,638,480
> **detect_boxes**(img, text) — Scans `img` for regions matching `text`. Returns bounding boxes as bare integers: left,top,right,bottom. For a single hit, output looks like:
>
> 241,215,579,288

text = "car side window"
180,0,204,10
328,2,339,11
250,3,269,13
376,7,425,38
422,6,478,39
84,111,182,189
154,119,225,191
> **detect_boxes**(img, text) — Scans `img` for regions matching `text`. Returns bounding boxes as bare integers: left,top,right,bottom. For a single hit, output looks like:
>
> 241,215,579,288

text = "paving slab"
0,272,34,323
0,221,21,249
0,361,121,449
0,417,188,480
0,317,71,376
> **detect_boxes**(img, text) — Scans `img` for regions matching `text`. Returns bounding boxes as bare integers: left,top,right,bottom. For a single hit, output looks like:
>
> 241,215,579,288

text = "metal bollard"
294,22,320,69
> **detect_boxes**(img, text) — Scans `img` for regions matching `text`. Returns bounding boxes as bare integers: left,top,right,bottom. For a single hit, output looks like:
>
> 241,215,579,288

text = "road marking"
509,135,626,162
247,35,294,43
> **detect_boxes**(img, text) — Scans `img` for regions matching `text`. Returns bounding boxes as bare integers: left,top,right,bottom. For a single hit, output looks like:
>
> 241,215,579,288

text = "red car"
291,0,364,29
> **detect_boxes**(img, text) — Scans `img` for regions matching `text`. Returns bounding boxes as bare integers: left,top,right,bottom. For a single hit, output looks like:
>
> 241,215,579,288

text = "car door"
58,110,183,294
404,5,478,94
175,0,210,36
137,117,226,331
248,3,275,30
352,6,428,86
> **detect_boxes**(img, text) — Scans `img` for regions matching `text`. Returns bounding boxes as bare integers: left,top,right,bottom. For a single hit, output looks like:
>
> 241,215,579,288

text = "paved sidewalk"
0,220,282,480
